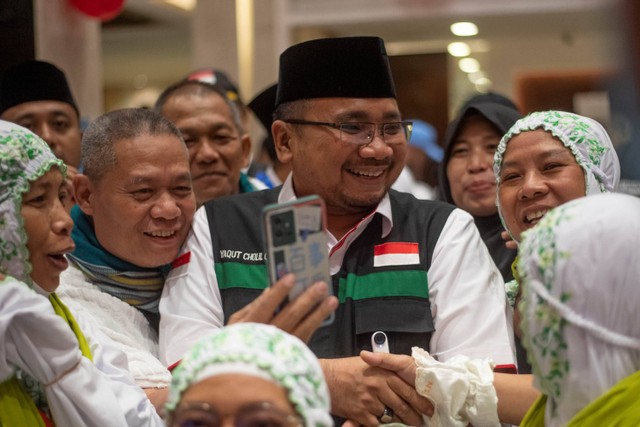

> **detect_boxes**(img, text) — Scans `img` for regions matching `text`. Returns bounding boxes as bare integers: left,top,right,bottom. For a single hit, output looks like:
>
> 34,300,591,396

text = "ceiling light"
447,42,470,57
475,77,493,93
450,22,478,37
458,57,480,73
160,0,196,12
467,71,486,84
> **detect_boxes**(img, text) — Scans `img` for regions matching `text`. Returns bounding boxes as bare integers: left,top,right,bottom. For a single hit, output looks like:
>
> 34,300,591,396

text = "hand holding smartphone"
262,195,334,325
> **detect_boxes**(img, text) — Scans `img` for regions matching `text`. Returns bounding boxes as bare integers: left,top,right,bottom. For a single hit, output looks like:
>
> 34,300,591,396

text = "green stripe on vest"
215,262,268,290
338,270,428,302
207,188,452,359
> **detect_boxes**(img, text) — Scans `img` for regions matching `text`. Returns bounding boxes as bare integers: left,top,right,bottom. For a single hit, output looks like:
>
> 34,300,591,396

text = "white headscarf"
517,193,640,427
166,323,333,427
494,110,621,240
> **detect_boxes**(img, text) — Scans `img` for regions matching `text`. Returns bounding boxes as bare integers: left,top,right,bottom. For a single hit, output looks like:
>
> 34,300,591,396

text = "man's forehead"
2,100,78,120
163,85,229,114
164,91,235,120
307,98,401,119
124,170,192,184
113,132,187,157
104,148,191,184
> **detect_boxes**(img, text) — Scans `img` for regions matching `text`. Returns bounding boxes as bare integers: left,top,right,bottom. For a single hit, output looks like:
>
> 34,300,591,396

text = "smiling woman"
0,120,163,426
461,111,624,424
439,97,522,282
494,110,621,243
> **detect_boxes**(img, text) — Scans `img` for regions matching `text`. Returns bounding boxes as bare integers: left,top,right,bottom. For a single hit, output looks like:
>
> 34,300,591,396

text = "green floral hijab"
494,111,620,241
0,120,65,286
166,323,332,427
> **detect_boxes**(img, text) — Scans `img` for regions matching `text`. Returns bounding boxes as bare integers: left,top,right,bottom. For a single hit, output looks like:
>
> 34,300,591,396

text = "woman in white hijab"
493,109,621,361
490,110,623,422
359,191,640,425
517,192,640,426
0,120,163,426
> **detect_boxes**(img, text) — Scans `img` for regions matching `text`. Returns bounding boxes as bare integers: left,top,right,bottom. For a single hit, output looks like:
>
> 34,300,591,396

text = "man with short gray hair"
59,108,197,394
59,108,335,408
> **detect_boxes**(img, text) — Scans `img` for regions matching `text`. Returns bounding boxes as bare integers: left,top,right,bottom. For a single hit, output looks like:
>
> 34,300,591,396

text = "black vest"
205,188,455,358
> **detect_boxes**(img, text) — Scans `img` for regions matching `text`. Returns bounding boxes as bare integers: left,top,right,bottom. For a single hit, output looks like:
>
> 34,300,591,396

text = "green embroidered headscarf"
0,120,66,285
166,323,333,427
494,110,620,242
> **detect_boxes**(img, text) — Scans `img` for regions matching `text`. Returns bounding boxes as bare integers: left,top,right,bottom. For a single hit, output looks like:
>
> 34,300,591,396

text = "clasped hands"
227,276,433,426
322,352,433,427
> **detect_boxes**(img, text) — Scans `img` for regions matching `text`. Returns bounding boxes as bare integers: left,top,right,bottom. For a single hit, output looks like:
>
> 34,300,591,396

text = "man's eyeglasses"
168,401,303,427
283,119,413,146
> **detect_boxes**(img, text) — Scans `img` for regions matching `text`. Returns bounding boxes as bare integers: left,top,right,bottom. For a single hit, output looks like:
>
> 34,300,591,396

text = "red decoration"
68,0,125,21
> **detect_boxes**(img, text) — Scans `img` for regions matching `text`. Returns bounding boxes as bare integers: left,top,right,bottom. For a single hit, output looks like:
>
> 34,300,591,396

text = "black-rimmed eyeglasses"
283,119,412,146
168,401,303,427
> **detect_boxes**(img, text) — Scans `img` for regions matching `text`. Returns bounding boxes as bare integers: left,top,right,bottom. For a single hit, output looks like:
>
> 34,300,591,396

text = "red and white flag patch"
170,251,191,277
373,242,420,267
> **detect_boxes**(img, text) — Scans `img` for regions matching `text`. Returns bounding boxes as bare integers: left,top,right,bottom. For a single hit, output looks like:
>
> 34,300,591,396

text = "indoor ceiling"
101,0,621,90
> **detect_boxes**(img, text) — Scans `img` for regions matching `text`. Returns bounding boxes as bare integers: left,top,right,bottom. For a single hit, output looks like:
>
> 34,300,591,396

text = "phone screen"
263,195,332,303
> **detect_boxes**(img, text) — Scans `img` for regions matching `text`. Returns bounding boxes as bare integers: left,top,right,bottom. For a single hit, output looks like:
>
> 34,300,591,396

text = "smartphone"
262,195,334,324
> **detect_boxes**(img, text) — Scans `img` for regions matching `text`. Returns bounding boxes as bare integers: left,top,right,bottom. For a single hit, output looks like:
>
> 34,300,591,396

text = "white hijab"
517,193,640,426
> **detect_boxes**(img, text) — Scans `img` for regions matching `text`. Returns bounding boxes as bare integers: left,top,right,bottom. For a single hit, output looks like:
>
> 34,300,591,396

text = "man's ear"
73,174,95,216
240,133,252,168
272,120,293,164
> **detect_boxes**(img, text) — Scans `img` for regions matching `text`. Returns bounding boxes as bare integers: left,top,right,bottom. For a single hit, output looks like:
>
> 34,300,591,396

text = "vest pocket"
354,297,434,355
221,287,264,324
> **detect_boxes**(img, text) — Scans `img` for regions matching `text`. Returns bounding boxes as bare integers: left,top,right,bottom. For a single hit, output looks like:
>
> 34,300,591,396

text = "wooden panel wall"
515,70,613,114
389,53,449,147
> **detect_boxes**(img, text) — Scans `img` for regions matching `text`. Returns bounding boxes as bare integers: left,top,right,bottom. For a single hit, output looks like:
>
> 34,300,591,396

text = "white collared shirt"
159,176,515,370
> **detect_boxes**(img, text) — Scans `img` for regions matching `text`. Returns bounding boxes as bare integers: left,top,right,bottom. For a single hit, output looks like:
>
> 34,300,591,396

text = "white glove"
412,347,500,427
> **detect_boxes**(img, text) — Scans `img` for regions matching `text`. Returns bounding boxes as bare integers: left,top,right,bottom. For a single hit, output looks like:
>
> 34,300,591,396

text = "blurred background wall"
2,0,638,187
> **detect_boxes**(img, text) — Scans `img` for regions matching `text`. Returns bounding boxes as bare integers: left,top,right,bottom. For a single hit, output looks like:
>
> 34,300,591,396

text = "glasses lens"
383,122,411,144
404,122,413,142
338,122,374,145
337,122,411,145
